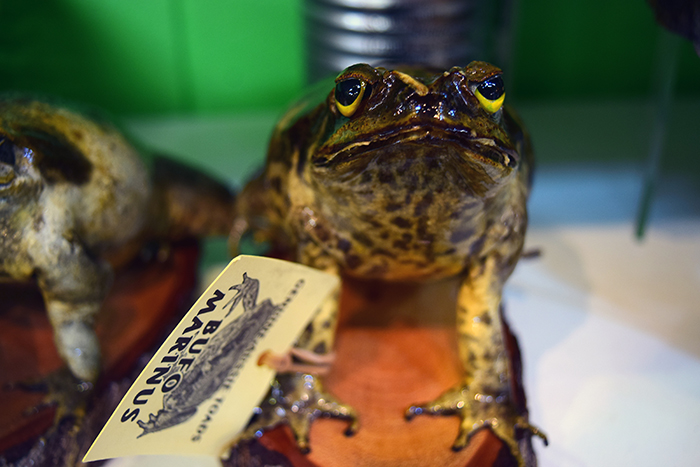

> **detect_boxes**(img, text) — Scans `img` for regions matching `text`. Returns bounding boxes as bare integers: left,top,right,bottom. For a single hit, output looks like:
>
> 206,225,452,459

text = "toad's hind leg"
405,257,546,466
231,273,357,454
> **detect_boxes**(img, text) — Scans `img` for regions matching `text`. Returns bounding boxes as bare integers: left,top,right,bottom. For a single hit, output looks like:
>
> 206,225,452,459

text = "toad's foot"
405,384,547,466
225,373,358,456
6,368,93,425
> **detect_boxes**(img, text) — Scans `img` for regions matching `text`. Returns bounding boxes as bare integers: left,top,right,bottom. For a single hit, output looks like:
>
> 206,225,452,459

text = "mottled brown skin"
230,62,544,464
0,97,234,383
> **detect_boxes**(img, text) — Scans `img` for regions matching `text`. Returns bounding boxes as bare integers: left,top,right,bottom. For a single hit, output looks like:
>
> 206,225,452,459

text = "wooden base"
0,242,201,464
228,277,535,467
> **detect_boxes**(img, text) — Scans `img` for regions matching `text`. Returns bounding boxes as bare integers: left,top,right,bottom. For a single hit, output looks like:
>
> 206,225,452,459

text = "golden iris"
474,75,505,113
335,78,367,117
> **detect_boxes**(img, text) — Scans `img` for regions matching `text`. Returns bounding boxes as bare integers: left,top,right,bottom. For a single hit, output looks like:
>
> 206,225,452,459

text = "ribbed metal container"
303,0,509,82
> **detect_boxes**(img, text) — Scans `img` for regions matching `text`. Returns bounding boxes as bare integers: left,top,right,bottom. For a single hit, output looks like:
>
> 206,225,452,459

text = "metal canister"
303,0,512,82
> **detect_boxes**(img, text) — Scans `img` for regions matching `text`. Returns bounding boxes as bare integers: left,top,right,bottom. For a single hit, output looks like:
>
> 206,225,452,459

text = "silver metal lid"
303,0,509,82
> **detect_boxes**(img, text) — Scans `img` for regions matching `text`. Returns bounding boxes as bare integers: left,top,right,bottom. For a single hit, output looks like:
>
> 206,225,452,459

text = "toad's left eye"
475,75,505,113
0,139,16,165
335,78,369,117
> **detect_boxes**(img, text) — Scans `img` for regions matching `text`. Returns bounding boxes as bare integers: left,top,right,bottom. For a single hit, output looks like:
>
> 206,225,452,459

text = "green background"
2,0,699,115
0,0,306,115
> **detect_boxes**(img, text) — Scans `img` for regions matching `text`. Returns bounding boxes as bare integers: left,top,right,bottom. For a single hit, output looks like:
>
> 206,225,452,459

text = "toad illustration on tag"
137,273,301,437
84,255,339,462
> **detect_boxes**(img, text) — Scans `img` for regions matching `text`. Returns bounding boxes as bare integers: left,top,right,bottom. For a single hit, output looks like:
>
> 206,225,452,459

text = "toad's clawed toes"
228,372,357,455
406,383,545,467
6,367,93,426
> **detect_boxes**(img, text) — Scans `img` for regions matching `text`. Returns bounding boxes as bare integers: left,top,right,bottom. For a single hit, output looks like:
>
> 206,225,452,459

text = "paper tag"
84,255,339,462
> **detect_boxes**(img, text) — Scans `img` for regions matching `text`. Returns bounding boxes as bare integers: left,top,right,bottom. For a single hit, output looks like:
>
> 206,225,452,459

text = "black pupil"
477,75,505,100
0,139,16,165
335,79,363,107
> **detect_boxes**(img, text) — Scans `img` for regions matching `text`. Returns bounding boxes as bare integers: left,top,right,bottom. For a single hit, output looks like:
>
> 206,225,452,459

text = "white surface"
106,166,700,466
507,167,700,466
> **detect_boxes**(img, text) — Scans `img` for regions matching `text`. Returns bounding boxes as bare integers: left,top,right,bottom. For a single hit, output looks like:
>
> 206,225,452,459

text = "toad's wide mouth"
311,125,519,172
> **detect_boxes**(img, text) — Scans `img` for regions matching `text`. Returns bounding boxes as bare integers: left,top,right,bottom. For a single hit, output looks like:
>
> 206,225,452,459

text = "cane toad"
230,62,545,464
0,97,234,383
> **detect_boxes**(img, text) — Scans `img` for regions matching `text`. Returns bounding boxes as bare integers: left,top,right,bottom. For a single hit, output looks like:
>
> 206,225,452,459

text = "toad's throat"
312,140,512,201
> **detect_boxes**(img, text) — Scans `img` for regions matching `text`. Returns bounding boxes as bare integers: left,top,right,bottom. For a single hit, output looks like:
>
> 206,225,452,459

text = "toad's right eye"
334,78,369,118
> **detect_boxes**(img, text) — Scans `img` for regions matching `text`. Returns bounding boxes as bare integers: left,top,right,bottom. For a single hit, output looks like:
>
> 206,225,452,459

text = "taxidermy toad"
230,62,546,464
0,96,234,383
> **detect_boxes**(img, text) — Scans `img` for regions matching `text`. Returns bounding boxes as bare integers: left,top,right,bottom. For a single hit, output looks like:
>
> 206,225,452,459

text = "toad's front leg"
405,257,546,466
36,235,113,383
232,258,357,453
